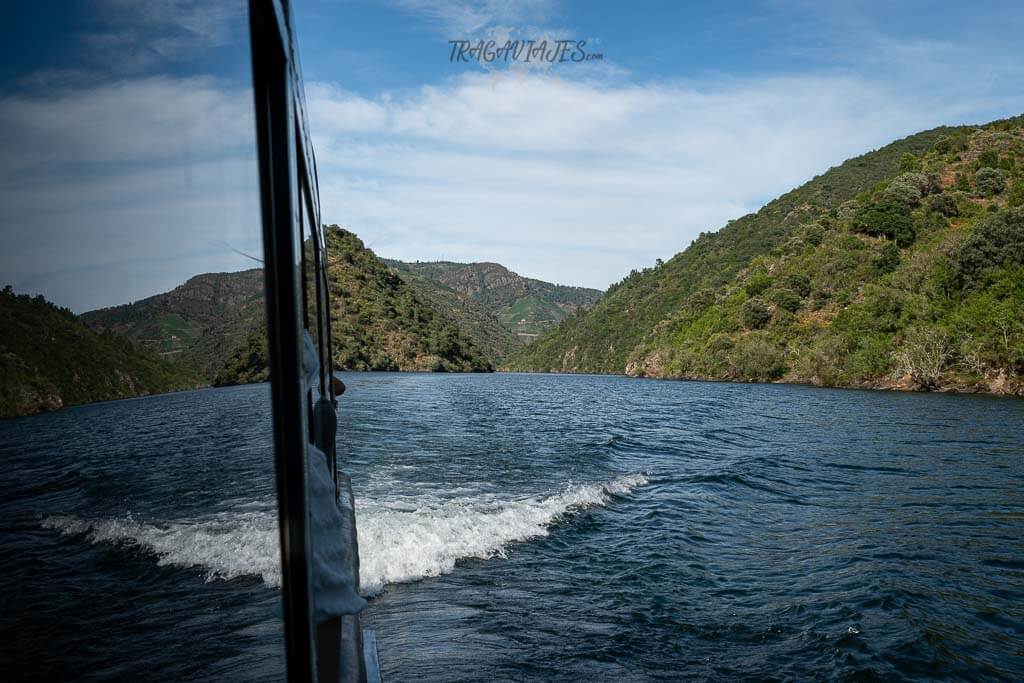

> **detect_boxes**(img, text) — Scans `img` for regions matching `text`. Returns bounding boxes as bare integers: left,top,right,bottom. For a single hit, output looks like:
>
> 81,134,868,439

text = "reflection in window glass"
0,3,283,679
302,190,322,396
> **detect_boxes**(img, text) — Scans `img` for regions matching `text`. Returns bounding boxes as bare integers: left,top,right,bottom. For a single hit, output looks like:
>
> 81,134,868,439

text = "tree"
975,167,1006,196
783,273,812,298
802,223,825,246
954,207,1024,286
741,297,771,330
884,173,927,207
852,200,916,247
1008,180,1024,208
873,243,901,276
928,192,959,217
899,152,920,172
772,288,803,312
891,327,950,390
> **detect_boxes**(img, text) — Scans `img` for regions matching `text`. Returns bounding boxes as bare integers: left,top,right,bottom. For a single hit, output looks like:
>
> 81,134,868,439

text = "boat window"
0,3,286,679
301,182,326,400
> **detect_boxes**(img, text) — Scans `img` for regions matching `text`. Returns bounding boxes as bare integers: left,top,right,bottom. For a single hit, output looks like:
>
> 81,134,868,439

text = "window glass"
301,182,324,395
0,3,283,679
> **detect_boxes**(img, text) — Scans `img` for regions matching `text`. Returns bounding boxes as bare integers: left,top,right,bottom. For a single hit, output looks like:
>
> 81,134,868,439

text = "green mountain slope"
386,260,603,345
81,269,265,381
507,118,1024,396
214,227,493,384
1,287,199,418
324,228,492,372
382,267,521,361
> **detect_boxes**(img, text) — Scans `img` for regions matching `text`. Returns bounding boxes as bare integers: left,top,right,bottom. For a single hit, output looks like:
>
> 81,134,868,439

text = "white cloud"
393,0,557,34
0,77,261,312
308,70,1024,290
0,77,254,176
84,0,246,70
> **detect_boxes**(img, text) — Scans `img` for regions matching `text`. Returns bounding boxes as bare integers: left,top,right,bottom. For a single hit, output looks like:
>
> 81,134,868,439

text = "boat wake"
42,473,648,595
42,510,282,586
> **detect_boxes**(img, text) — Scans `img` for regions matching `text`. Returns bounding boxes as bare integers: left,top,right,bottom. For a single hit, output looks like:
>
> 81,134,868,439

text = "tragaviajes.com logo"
448,39,603,65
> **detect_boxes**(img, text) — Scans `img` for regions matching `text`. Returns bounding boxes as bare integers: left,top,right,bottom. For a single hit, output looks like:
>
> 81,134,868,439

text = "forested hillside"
1,288,199,418
81,270,265,380
382,266,522,361
387,260,602,345
507,118,1024,396
214,227,493,384
323,227,492,372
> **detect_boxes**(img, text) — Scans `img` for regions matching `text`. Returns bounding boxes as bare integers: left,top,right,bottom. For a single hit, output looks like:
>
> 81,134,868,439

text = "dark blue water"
2,374,1023,681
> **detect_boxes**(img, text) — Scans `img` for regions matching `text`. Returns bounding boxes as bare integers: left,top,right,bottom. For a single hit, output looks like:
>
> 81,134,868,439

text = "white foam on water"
42,510,283,586
41,473,649,595
357,473,649,595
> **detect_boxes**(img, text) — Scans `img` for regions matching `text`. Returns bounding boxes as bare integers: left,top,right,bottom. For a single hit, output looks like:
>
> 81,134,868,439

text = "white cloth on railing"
307,442,366,621
303,330,322,394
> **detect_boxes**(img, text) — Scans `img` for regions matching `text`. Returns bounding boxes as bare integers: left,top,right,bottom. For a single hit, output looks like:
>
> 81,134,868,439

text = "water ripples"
1,374,1023,680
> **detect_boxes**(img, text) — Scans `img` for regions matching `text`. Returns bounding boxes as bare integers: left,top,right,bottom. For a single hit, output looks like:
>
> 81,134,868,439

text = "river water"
2,373,1022,680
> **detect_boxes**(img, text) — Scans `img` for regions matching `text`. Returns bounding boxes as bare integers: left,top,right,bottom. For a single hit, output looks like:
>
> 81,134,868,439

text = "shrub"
794,334,848,386
933,136,959,154
728,335,787,380
913,210,948,238
977,149,999,168
891,326,951,390
783,273,812,298
810,290,831,309
802,223,826,246
837,200,860,221
928,192,959,217
741,297,772,330
772,288,803,313
924,172,943,195
884,173,927,207
1008,181,1024,208
844,332,895,379
954,207,1024,286
975,167,1006,196
873,243,901,276
955,172,971,192
899,152,920,172
744,273,772,297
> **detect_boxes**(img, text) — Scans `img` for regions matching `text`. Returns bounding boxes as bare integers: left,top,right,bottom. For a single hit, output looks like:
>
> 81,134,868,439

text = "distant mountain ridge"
78,241,600,382
4,224,504,417
83,226,494,390
385,260,603,358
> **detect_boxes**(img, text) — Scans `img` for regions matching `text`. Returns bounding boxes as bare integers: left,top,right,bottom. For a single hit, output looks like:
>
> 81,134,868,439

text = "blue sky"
2,1,1023,311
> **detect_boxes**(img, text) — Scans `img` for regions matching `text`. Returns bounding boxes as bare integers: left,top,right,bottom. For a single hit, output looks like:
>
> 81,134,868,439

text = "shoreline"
8,366,1021,420
498,366,1024,399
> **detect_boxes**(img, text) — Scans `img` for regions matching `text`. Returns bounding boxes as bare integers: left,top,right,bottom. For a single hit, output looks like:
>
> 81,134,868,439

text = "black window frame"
247,0,340,679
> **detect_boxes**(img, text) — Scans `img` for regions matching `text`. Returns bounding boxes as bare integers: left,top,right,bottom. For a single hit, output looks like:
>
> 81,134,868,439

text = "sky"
2,1,1023,312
